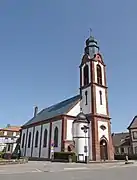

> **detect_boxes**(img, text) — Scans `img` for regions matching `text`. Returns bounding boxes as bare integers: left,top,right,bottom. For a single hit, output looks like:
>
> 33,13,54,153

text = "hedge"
114,154,137,160
0,152,4,159
0,152,19,160
54,152,77,162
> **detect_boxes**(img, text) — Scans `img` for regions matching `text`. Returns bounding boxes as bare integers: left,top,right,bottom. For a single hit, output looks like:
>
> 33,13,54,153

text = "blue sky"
0,0,137,132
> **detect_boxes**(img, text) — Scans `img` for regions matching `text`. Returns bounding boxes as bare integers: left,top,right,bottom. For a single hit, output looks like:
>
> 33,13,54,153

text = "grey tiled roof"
22,95,80,127
112,132,130,147
128,116,137,129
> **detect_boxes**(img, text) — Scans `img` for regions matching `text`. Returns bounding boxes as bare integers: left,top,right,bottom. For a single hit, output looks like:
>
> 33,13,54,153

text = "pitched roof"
0,126,21,132
112,132,130,147
128,116,137,129
22,95,80,127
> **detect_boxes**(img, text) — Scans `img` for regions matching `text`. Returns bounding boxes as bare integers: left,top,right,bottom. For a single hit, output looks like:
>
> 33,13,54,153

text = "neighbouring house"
112,132,131,155
128,116,137,154
112,115,137,156
0,125,21,153
20,34,114,161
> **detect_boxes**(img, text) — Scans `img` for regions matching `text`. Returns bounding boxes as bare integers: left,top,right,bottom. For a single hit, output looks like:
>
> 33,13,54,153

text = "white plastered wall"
40,123,50,158
32,125,41,157
51,120,62,155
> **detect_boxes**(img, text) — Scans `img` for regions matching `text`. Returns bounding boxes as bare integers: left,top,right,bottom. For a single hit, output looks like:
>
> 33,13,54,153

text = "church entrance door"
100,139,108,160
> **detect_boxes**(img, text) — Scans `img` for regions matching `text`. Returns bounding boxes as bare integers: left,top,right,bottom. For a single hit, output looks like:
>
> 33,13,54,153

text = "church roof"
22,95,80,127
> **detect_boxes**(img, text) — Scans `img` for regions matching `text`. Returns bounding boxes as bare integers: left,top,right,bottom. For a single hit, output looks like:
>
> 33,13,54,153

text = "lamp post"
81,125,89,164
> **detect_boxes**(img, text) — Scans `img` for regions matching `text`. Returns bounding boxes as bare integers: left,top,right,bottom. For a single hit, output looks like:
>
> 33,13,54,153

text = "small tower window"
83,65,89,86
85,91,88,105
97,64,102,85
99,90,103,105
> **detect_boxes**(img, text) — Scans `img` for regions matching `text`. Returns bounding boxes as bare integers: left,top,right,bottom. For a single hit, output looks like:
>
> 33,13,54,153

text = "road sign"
84,145,87,153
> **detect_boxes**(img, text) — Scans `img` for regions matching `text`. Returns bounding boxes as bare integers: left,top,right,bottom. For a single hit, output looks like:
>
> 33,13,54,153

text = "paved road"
0,161,137,179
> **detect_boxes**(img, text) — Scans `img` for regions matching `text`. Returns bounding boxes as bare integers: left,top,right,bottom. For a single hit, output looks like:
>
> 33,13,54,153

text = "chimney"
34,106,38,117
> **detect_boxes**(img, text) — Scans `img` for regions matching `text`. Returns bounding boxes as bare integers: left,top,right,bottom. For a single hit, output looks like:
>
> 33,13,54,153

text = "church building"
20,34,114,161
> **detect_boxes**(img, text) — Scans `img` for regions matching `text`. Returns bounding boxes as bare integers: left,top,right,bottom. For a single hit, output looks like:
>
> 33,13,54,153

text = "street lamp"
81,125,89,164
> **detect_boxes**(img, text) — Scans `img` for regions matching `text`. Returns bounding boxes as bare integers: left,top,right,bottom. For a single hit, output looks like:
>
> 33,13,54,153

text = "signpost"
81,125,89,163
51,141,54,161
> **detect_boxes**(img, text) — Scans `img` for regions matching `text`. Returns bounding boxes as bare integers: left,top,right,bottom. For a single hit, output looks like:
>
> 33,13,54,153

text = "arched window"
54,127,58,147
21,133,25,148
35,131,39,148
43,129,48,147
83,65,89,86
97,64,102,85
28,132,31,148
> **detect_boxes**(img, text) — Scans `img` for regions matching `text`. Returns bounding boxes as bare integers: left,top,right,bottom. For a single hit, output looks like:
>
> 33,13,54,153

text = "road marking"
35,168,42,172
0,170,41,175
64,167,90,171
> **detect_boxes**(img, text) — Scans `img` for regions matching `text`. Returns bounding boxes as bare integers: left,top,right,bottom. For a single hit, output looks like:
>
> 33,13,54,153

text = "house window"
97,64,102,85
128,147,131,155
28,132,31,148
99,90,103,105
85,91,88,105
120,147,124,154
83,65,89,86
35,131,39,148
115,147,119,154
133,131,137,139
54,127,58,147
43,129,48,147
21,133,25,148
7,144,11,151
135,147,137,154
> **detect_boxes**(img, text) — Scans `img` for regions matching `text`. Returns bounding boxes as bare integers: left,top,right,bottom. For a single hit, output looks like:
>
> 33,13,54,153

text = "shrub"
54,152,77,162
114,154,137,160
11,153,18,159
0,152,4,159
3,153,12,160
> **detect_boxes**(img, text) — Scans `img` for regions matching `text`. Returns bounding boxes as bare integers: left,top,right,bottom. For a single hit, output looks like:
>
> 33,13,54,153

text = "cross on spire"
89,28,92,36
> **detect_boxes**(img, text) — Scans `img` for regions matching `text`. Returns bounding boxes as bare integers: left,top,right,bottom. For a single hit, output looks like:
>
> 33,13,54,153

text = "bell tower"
80,33,114,161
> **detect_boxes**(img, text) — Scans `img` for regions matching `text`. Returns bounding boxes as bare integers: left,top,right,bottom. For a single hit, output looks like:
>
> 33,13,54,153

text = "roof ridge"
45,94,80,109
112,132,129,136
22,94,80,127
37,95,80,115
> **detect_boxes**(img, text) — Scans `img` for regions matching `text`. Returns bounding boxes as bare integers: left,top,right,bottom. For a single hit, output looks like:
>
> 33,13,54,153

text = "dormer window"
4,131,7,136
13,132,16,136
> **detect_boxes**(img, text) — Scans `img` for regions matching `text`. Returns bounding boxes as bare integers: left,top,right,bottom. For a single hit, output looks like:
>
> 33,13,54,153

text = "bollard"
85,156,88,164
125,154,129,164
